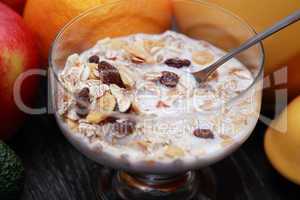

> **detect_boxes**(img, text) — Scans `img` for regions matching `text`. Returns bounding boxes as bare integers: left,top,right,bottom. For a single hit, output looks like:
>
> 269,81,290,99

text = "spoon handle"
203,9,300,76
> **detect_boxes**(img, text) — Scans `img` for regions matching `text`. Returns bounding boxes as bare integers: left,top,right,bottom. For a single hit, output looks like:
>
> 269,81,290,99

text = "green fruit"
0,141,24,200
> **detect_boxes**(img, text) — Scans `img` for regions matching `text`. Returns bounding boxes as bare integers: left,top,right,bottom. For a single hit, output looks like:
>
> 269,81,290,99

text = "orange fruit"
23,0,172,62
264,96,300,185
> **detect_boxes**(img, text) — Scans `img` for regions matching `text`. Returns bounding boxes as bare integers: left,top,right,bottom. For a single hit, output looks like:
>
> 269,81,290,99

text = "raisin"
159,71,179,88
88,55,100,64
164,58,191,68
114,119,136,137
182,59,191,67
98,61,125,88
193,129,214,139
75,87,90,117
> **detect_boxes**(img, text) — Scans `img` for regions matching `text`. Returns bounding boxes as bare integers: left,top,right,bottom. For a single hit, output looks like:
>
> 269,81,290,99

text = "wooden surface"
8,81,300,200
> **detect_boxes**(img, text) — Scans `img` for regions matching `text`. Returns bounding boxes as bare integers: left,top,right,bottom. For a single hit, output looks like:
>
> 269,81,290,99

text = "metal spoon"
193,10,300,83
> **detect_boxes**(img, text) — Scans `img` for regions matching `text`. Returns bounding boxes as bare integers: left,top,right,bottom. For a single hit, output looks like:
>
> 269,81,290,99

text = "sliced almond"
97,92,116,113
229,68,251,80
87,63,98,79
192,50,214,65
80,64,91,81
131,56,146,64
165,145,185,158
124,41,155,64
143,40,165,53
110,84,132,112
86,111,107,124
144,71,162,81
118,66,135,89
131,100,141,114
110,39,127,50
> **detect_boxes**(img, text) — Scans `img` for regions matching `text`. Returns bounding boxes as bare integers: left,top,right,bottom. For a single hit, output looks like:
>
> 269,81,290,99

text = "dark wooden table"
8,81,300,200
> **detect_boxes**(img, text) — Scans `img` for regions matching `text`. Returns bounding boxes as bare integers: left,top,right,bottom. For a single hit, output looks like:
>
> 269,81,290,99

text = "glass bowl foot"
94,168,216,200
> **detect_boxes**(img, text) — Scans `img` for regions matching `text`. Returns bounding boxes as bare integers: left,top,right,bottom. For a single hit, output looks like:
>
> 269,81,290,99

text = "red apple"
0,0,26,13
0,2,40,140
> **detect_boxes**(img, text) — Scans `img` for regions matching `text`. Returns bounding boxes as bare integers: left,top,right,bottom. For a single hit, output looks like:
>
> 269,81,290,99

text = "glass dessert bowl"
49,0,264,199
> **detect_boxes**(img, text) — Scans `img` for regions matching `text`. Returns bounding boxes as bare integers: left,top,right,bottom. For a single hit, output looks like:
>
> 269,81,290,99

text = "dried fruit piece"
97,92,116,113
164,58,191,68
98,61,125,88
165,146,185,158
118,66,135,89
159,71,179,88
75,87,90,117
86,111,107,124
193,129,214,139
113,119,136,137
110,84,132,112
88,55,100,64
192,50,214,65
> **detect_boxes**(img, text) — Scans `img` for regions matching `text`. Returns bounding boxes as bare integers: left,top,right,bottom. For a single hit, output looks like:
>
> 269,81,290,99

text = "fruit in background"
0,0,26,13
0,141,25,199
207,0,300,99
0,2,40,140
23,0,172,62
264,96,300,185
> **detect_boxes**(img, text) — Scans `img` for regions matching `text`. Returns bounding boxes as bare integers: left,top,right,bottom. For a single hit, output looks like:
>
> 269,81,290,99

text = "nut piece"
229,68,251,80
193,129,214,139
65,118,78,130
124,41,155,64
165,146,185,158
110,39,127,50
97,92,116,113
192,50,214,65
118,66,135,89
144,71,162,81
86,111,107,124
159,71,180,88
110,84,132,112
143,40,165,54
87,63,99,79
